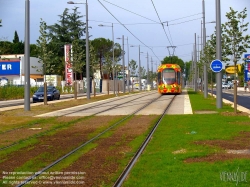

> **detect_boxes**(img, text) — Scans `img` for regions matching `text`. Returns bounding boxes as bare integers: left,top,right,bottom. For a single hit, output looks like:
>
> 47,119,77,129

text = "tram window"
177,72,181,84
158,72,162,84
162,68,176,84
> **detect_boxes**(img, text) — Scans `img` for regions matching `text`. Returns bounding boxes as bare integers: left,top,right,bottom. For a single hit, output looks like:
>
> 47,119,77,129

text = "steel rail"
113,95,176,187
0,92,155,151
15,93,162,187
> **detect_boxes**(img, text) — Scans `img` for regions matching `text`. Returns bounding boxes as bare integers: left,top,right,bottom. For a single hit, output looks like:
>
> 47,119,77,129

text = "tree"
161,56,185,70
13,31,19,43
89,41,99,78
47,7,86,78
30,44,38,57
36,18,54,79
139,66,146,79
102,53,114,80
0,41,13,54
129,59,138,79
129,59,138,90
12,31,24,54
222,7,250,113
91,38,113,79
71,38,85,80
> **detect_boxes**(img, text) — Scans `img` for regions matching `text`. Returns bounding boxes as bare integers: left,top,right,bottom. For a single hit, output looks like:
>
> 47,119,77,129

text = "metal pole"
147,52,149,84
139,45,141,91
194,34,197,92
151,57,153,88
216,0,222,108
86,0,90,99
203,0,208,98
127,37,130,93
197,35,200,90
122,35,125,93
112,23,115,95
24,0,30,111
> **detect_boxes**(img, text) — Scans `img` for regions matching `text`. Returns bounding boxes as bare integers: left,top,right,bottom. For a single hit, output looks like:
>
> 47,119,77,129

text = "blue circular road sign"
210,59,223,73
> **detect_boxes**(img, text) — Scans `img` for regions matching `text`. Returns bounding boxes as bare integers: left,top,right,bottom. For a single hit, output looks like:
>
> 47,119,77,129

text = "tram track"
0,92,156,151
15,93,164,186
113,95,176,187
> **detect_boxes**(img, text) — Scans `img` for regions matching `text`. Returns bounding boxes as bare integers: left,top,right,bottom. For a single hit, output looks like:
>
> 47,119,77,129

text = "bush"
0,85,39,100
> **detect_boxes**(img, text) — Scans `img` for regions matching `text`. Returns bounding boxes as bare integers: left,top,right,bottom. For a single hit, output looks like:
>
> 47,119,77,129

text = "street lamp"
130,45,142,91
201,20,216,98
67,0,90,99
117,35,125,93
98,23,116,95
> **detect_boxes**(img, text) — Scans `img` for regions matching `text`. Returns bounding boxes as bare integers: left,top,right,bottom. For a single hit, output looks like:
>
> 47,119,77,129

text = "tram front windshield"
162,68,176,84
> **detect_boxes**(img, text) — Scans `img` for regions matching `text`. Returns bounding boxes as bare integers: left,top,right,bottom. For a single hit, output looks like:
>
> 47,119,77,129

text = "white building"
0,54,44,86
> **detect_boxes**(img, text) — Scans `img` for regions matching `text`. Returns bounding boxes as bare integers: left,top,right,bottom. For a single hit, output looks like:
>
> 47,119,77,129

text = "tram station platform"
166,89,193,115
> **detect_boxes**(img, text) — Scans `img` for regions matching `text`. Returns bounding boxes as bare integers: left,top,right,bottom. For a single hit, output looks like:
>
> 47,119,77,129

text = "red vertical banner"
64,44,73,86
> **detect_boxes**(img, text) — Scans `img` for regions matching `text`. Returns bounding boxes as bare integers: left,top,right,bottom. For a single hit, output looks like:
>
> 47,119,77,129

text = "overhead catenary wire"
167,17,202,26
96,0,201,62
90,19,202,26
163,13,202,23
102,0,160,24
150,0,173,46
97,0,161,61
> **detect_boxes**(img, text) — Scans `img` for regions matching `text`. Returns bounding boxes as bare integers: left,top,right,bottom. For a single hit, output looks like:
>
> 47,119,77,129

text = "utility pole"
216,0,222,108
122,35,125,93
24,0,30,111
127,37,130,93
197,34,201,91
203,0,208,98
151,57,153,87
147,52,149,85
139,45,141,91
194,34,197,92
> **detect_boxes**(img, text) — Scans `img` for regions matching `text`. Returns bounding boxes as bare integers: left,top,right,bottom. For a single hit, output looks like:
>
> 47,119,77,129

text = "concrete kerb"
33,91,156,117
182,89,193,114
208,91,250,115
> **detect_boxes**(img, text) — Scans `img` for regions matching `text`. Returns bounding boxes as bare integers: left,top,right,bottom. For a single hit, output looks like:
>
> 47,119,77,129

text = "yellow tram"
157,64,182,94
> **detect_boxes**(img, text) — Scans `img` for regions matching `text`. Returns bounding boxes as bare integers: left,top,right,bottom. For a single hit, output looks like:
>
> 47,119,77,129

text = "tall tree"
36,19,54,78
102,53,114,79
91,38,113,79
129,59,138,80
71,38,85,80
12,31,24,54
222,7,250,113
139,66,146,79
47,7,86,78
89,41,99,78
13,31,19,43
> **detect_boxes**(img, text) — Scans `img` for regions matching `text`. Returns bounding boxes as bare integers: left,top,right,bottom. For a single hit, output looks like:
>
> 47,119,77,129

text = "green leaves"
129,59,138,77
161,56,185,70
222,7,250,65
36,18,54,75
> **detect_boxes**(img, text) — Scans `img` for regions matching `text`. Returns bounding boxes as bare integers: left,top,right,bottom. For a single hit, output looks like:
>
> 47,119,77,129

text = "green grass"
123,91,250,187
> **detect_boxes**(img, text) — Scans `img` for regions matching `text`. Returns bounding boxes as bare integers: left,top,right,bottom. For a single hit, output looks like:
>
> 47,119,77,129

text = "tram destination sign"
210,59,223,73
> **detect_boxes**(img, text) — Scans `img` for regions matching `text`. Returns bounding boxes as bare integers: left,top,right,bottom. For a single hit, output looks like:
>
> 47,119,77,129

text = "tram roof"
157,64,181,72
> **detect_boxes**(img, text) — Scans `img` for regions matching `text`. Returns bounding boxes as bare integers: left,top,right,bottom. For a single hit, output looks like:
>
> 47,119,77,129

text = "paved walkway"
166,89,192,115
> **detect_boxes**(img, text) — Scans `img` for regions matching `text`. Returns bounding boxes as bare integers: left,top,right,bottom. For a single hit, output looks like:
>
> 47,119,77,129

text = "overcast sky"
1,0,250,70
